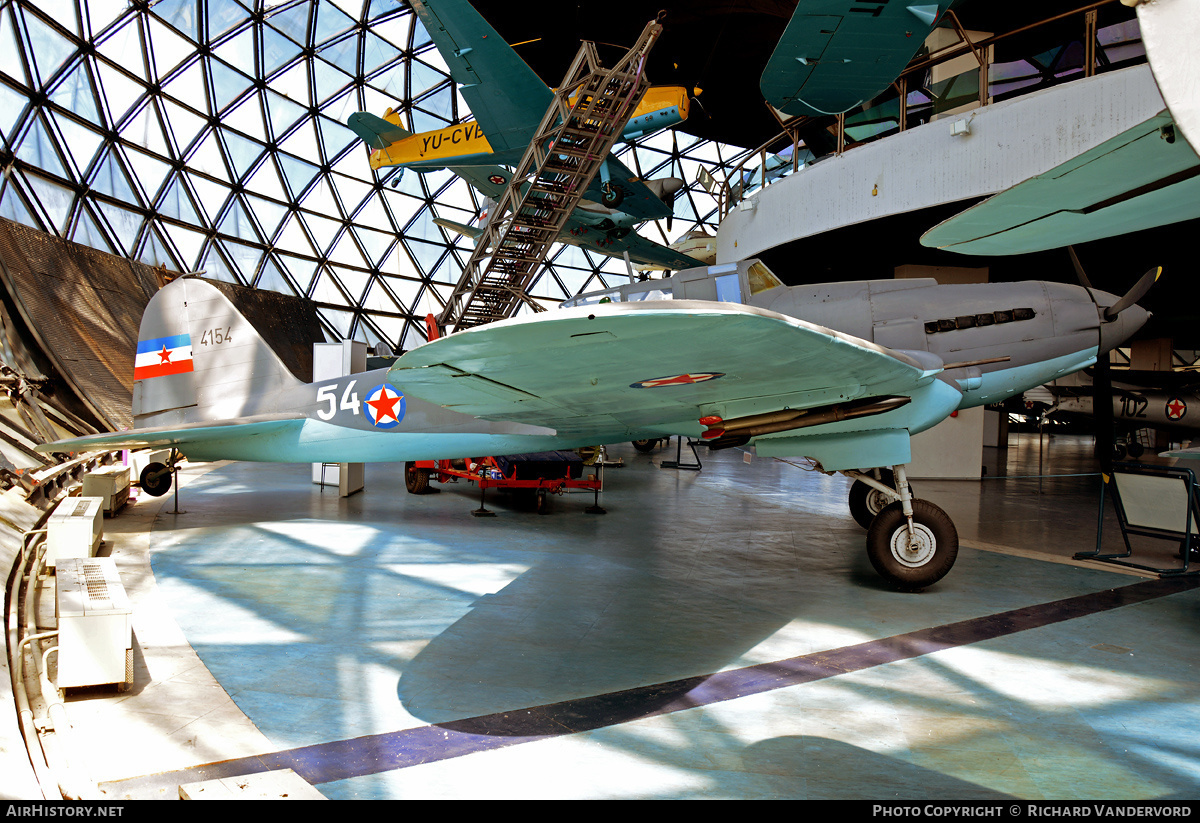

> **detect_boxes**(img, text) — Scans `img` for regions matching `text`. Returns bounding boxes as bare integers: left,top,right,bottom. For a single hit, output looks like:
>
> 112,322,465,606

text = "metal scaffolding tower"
437,15,664,333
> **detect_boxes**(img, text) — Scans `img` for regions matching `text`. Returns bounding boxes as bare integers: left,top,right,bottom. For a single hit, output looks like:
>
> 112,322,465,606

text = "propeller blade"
1104,266,1161,320
1067,246,1093,289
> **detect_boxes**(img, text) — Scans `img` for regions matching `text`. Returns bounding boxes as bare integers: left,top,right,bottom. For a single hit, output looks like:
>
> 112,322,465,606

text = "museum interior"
1,0,1199,802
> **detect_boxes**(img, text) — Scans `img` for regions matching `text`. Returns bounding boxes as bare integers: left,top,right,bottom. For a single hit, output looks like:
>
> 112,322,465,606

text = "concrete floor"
49,435,1200,800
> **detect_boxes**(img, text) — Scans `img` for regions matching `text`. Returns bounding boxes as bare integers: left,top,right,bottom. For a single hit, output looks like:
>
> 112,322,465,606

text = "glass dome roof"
0,0,745,351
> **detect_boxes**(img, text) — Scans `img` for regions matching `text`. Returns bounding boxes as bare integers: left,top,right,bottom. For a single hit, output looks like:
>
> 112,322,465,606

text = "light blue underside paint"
182,419,596,464
750,377,963,470
957,347,1098,409
754,428,913,471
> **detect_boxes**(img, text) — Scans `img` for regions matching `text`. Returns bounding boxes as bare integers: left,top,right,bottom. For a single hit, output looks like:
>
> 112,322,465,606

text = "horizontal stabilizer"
36,414,306,455
347,111,412,150
433,217,483,240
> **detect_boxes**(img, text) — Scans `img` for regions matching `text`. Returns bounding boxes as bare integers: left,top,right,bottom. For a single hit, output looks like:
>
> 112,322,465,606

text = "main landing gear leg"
843,465,958,591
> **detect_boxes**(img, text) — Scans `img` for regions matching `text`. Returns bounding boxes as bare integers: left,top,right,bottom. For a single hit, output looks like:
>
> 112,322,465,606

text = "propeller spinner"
1067,246,1158,351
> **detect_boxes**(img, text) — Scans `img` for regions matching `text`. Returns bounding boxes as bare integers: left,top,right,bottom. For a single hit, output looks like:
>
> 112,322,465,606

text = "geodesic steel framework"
0,0,748,352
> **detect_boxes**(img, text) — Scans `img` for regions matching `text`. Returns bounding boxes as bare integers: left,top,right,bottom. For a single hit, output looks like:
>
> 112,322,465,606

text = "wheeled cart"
404,451,604,515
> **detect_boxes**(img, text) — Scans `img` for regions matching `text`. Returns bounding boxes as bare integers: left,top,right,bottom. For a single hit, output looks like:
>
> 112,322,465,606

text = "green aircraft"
348,0,692,224
761,1,959,119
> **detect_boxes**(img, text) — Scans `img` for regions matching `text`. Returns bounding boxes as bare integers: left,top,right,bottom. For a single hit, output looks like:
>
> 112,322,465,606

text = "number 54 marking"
316,380,359,421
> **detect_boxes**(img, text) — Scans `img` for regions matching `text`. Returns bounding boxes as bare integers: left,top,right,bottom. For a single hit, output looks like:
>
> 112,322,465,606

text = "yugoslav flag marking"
134,334,194,380
363,383,406,429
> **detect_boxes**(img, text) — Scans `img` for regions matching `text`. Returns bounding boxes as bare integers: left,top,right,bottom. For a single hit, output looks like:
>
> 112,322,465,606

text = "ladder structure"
437,16,664,333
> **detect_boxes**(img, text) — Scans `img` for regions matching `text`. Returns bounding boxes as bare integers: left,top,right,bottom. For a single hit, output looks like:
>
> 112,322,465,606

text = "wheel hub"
867,488,890,516
889,522,936,568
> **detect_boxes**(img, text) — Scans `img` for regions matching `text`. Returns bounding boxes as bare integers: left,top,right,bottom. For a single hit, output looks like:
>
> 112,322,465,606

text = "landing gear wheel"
536,489,548,515
601,183,623,208
140,462,172,497
1127,442,1145,459
848,469,912,529
866,499,958,591
404,461,430,494
632,439,658,453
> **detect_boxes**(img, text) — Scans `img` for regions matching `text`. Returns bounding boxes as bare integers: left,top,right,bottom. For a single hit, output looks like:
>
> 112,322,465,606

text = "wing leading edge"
35,415,306,456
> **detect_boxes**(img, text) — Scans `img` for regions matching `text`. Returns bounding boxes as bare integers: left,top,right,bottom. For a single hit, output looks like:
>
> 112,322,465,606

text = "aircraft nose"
1097,301,1151,354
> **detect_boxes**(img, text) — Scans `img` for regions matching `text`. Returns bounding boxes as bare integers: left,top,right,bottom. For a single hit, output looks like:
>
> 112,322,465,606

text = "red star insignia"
158,345,172,365
644,374,703,387
368,387,401,423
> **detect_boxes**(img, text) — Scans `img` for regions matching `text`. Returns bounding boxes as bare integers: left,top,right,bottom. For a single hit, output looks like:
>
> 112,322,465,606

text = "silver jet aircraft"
38,259,1153,591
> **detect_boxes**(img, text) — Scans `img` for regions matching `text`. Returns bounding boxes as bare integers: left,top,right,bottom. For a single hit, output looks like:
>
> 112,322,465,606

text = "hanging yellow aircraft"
348,0,692,221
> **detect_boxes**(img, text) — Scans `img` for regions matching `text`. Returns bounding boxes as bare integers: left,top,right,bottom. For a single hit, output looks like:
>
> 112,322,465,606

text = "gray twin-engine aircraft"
39,258,1153,590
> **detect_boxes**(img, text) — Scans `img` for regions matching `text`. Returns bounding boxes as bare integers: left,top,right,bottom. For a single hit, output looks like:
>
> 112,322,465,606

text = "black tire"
632,439,658,453
1127,441,1145,459
866,499,958,591
848,469,910,529
404,461,430,494
140,462,172,497
536,489,548,515
601,184,623,208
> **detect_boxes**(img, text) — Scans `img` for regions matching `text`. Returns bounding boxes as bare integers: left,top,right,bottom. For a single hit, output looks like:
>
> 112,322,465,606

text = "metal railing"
716,0,1144,218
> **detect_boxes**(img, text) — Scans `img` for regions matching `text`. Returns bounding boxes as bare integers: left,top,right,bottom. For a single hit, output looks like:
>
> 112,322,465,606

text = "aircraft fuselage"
368,86,689,171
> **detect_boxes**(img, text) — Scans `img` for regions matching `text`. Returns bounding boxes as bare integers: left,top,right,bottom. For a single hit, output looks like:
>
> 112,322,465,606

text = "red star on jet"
158,345,172,365
367,386,402,423
1167,398,1187,420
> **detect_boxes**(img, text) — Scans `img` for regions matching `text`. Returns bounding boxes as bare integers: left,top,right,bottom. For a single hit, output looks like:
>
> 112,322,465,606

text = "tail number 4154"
316,380,359,420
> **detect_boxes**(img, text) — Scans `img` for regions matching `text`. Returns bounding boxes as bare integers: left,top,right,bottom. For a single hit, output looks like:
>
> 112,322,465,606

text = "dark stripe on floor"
104,575,1200,796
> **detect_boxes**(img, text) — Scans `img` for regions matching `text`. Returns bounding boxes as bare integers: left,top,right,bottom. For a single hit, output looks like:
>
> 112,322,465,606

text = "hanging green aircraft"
430,163,703,271
920,110,1200,255
760,1,960,119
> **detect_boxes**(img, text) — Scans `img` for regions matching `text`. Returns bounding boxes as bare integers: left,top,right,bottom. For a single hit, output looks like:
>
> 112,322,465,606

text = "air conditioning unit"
45,497,103,569
55,557,132,691
82,465,130,515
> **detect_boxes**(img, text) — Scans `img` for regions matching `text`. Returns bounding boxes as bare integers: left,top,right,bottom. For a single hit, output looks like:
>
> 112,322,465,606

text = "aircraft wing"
449,164,509,200
408,0,553,155
448,165,698,270
562,220,703,271
921,110,1200,255
453,161,674,223
585,155,675,221
761,1,958,119
389,300,945,438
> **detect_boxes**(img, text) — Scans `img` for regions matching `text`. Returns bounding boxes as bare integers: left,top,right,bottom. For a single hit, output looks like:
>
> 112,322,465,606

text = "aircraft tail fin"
133,277,307,429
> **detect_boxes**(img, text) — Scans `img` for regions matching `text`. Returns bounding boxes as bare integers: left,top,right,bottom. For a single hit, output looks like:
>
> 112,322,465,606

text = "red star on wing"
367,387,401,423
644,374,705,387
